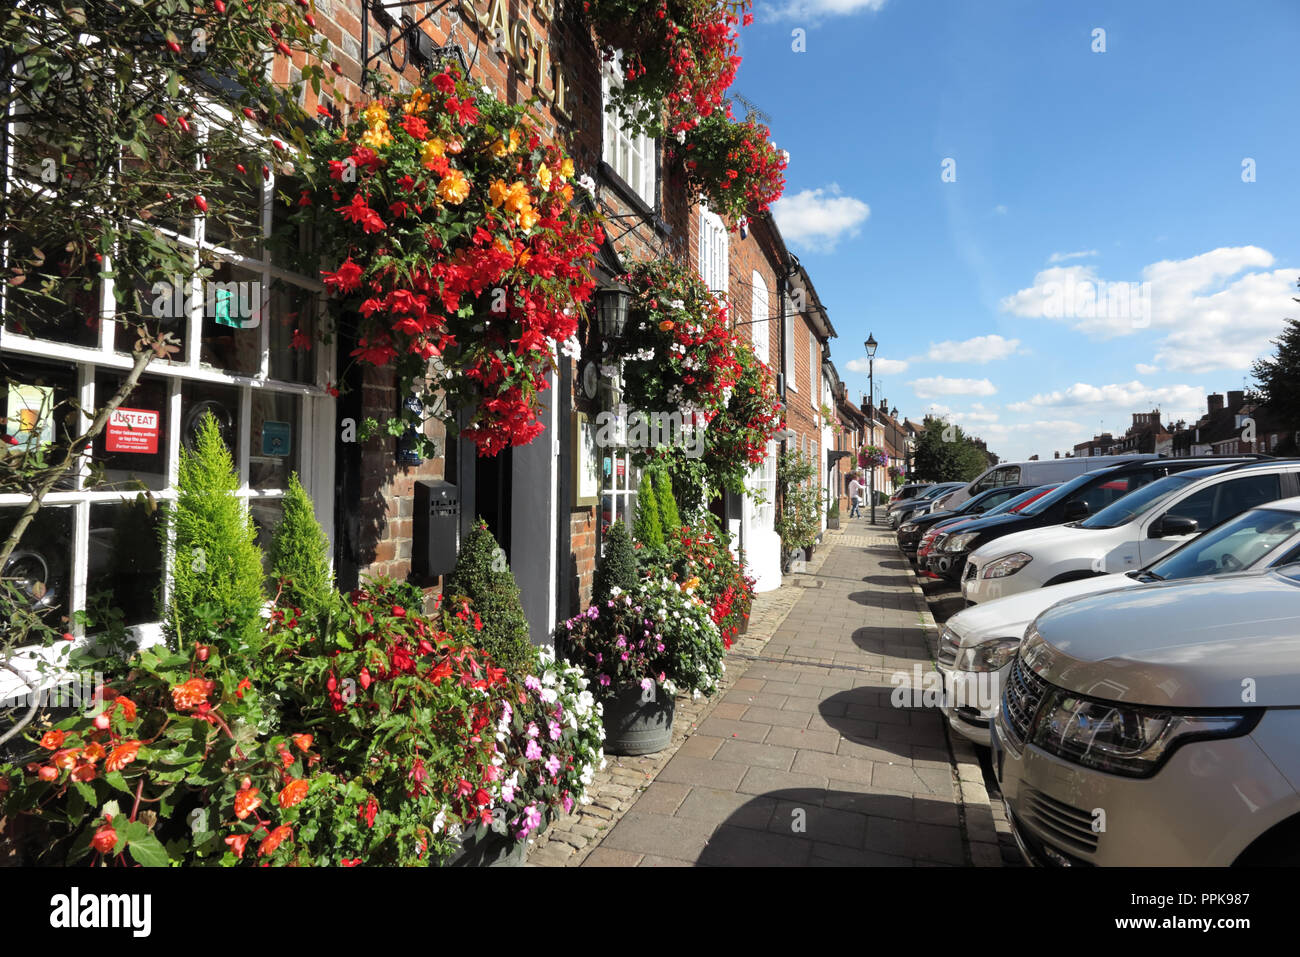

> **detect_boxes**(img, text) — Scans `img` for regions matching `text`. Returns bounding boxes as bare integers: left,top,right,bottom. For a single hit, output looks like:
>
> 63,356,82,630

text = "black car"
896,484,1036,560
935,456,1267,584
889,482,964,528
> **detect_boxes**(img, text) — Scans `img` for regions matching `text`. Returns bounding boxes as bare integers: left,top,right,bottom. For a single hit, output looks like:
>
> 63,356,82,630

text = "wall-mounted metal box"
413,480,459,578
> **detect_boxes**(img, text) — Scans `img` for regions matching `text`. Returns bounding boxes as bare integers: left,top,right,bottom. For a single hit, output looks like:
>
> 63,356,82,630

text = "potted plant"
775,448,821,569
559,576,724,755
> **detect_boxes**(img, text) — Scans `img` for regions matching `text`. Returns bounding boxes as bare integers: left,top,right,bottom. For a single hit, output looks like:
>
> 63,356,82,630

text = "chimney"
1227,390,1245,409
1208,393,1224,415
1054,451,1060,459
880,398,888,417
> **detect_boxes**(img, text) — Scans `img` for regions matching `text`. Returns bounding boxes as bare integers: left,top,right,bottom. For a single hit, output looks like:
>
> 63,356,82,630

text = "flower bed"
303,70,604,457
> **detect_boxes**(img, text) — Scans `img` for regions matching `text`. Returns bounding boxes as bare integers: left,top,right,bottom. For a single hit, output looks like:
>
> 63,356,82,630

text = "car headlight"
945,532,978,552
899,522,918,533
1031,691,1258,778
955,637,1020,673
982,552,1032,578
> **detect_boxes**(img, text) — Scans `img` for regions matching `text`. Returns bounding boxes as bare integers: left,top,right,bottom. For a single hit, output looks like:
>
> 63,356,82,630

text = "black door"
474,447,513,564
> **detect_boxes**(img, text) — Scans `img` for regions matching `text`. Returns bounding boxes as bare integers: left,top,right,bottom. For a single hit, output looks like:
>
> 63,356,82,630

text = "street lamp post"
865,333,877,525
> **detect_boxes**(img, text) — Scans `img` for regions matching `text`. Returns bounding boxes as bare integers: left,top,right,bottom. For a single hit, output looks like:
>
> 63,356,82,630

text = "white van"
944,454,1157,509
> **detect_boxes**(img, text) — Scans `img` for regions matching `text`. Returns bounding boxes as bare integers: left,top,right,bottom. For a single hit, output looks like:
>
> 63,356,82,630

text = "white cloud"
1135,362,1159,375
1000,245,1297,371
1048,250,1098,263
923,334,1021,363
771,185,870,253
847,356,908,375
907,376,997,398
759,0,889,21
1007,380,1205,421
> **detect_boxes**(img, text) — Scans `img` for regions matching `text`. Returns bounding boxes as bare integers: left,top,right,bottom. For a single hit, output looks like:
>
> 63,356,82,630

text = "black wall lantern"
595,282,631,345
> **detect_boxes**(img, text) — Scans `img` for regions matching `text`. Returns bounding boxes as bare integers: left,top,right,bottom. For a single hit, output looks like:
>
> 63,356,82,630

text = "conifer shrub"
165,412,266,653
442,519,532,676
633,471,664,549
269,472,335,624
593,521,638,602
654,466,682,538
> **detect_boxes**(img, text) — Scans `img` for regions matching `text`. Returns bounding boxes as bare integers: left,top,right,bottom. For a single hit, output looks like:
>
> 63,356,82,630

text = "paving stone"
736,765,828,803
599,811,717,859
654,754,749,790
675,787,776,831
696,824,813,866
697,716,770,742
716,738,797,771
764,726,842,754
677,734,725,759
626,781,692,815
770,800,866,849
791,749,877,786
583,847,644,867
741,705,811,730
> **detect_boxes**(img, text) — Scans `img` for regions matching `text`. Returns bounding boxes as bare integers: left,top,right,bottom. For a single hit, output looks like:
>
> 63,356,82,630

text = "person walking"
848,471,864,519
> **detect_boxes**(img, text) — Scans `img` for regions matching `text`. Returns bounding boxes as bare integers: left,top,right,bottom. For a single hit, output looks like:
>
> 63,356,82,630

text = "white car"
961,460,1300,604
993,566,1300,866
939,498,1300,745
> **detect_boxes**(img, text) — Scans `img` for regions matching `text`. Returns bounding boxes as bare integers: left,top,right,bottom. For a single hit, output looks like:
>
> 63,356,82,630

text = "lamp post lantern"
865,333,878,525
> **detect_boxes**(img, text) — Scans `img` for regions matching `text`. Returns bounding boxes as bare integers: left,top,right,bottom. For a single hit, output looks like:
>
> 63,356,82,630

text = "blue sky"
741,0,1300,460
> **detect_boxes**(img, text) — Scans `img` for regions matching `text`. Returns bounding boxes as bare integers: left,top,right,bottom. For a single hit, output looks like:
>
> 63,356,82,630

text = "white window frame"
783,293,796,391
698,206,728,296
0,104,337,643
601,57,657,208
750,272,769,365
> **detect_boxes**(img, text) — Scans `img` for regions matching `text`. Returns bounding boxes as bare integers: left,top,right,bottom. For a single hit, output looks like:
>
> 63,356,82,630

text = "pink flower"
545,755,561,779
525,739,543,761
598,674,610,686
640,677,653,692
562,793,574,814
526,722,540,739
548,721,562,741
524,675,541,692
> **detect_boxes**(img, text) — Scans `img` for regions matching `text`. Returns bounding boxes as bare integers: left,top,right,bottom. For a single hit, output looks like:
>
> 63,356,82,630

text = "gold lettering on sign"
485,0,512,57
511,19,535,77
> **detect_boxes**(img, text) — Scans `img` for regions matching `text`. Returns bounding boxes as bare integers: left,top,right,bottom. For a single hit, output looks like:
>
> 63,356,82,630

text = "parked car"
887,483,931,510
937,456,1262,589
889,482,963,528
897,484,1036,561
993,565,1300,865
942,454,1158,509
921,484,1062,577
939,497,1300,745
962,459,1300,604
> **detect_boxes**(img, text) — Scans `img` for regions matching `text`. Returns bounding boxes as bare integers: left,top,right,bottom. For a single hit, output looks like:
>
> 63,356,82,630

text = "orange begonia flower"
278,778,310,809
105,740,141,772
234,786,262,821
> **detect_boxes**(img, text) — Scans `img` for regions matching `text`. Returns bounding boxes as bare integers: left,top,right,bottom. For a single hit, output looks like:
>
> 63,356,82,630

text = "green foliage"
269,473,335,625
442,520,532,676
775,448,821,552
633,471,665,549
1252,298,1300,435
165,413,266,654
654,467,682,538
593,521,638,602
911,417,991,483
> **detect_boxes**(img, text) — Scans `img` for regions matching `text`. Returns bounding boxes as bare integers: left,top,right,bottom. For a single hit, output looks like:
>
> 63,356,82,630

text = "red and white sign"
106,407,160,454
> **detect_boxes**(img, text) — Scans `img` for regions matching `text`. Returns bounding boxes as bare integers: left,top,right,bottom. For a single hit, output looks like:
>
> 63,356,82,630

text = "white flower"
540,687,558,704
542,669,557,686
560,334,582,360
578,173,596,192
668,298,684,311
433,806,448,833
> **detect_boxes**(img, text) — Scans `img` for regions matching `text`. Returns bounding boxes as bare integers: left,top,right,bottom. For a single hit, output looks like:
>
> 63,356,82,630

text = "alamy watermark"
889,664,999,711
593,403,707,458
150,276,262,327
1,670,105,717
1039,273,1151,328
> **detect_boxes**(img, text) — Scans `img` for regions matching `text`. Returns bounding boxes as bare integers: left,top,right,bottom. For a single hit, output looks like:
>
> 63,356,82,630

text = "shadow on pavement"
848,623,933,662
693,787,966,866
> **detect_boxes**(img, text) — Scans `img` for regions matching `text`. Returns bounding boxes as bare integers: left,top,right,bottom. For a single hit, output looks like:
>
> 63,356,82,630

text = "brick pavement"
528,514,1003,867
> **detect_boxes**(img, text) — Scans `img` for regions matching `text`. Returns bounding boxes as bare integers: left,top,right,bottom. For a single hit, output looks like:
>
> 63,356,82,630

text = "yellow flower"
560,157,574,179
490,138,509,158
488,179,509,207
517,206,539,230
404,90,432,115
536,164,553,191
362,103,389,129
509,128,523,152
503,181,531,215
359,123,393,150
421,138,446,164
684,576,701,591
437,169,470,204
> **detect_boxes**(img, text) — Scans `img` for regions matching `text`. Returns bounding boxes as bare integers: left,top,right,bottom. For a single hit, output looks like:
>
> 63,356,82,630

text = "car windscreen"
984,488,1040,515
919,484,958,500
1145,508,1300,580
1077,473,1196,529
1016,471,1115,516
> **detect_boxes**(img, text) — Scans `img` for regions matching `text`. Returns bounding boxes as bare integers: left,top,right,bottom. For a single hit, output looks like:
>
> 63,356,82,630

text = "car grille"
964,561,978,581
1022,786,1100,856
1001,655,1049,749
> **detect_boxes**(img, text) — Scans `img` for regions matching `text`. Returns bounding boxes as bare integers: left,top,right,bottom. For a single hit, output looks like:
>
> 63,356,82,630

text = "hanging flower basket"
584,0,752,137
670,110,787,223
302,70,604,457
859,445,888,469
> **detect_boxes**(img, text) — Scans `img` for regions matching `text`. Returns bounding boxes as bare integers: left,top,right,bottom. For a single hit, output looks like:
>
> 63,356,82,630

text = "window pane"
249,391,299,490
87,500,162,626
267,283,316,384
3,232,101,347
268,175,315,273
90,371,169,491
180,379,240,459
199,261,262,375
1,505,73,626
249,497,285,581
2,356,79,491
202,149,264,258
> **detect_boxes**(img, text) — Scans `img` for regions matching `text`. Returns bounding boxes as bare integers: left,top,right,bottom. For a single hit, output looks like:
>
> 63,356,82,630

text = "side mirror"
1152,514,1199,538
1063,499,1090,521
